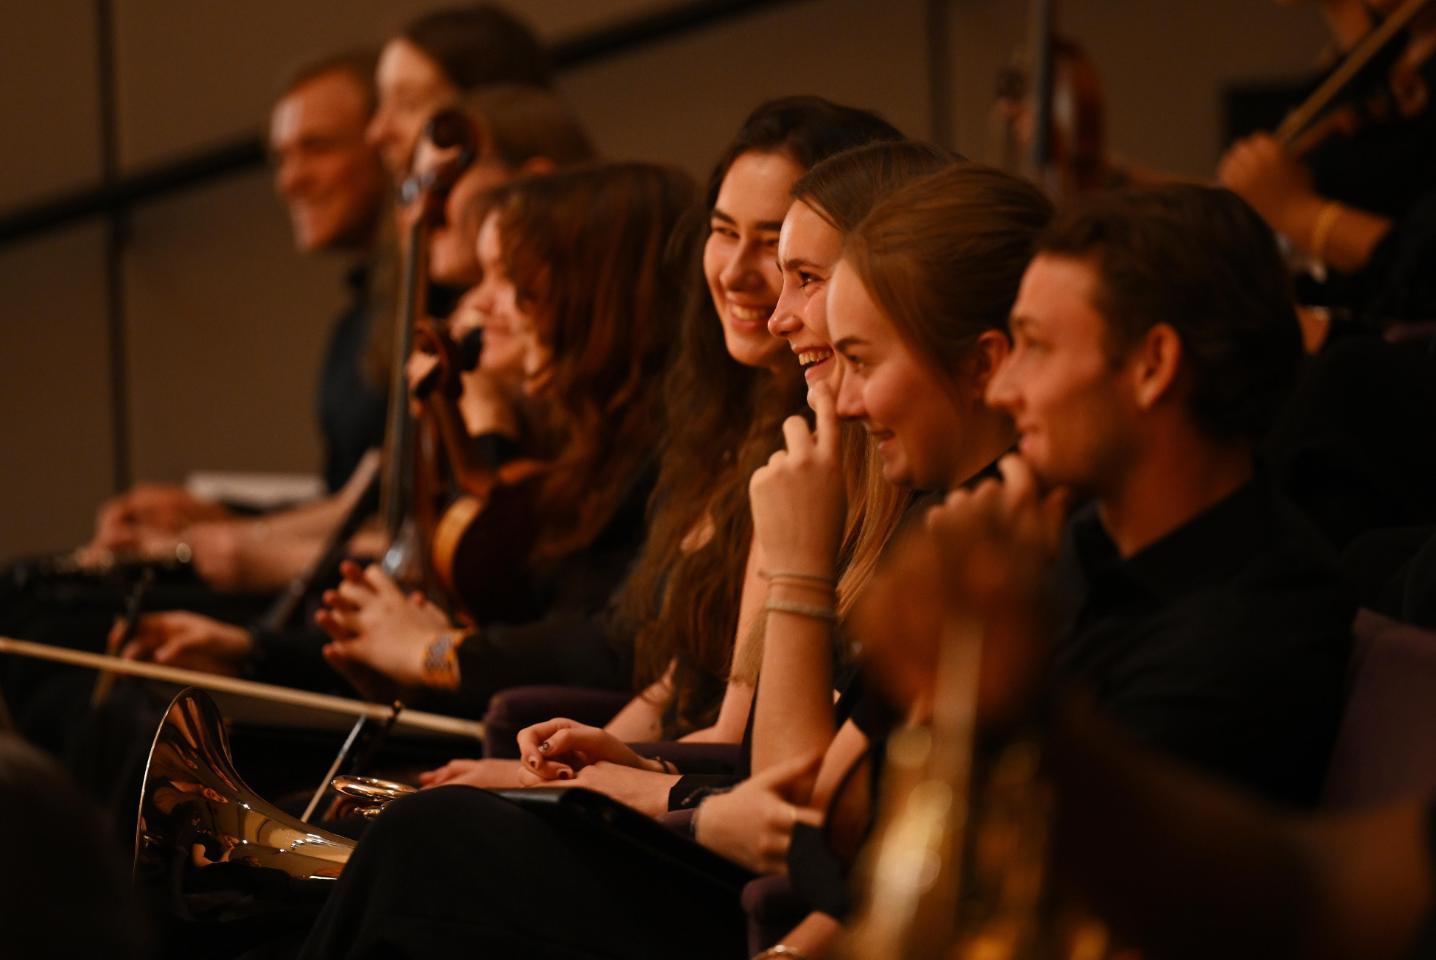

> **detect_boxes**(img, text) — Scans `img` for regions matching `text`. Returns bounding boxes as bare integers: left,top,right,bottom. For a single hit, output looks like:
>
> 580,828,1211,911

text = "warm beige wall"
0,0,1335,561
559,0,931,176
945,0,1329,176
0,1,101,210
0,223,114,557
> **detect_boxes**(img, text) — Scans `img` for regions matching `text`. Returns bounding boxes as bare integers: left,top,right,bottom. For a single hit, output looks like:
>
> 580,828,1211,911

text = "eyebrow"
710,207,784,232
1009,314,1037,334
780,256,824,273
833,335,868,351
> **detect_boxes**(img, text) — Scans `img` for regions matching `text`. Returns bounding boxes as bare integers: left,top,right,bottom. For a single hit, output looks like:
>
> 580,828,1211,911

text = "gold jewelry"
753,946,810,960
1310,200,1343,263
765,576,835,596
420,630,465,689
760,569,834,586
764,598,837,622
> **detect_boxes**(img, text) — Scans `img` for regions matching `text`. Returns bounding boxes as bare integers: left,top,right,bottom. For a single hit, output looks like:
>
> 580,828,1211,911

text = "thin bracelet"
691,798,707,841
1310,200,1342,263
764,598,837,622
753,946,810,960
765,576,835,594
759,569,834,586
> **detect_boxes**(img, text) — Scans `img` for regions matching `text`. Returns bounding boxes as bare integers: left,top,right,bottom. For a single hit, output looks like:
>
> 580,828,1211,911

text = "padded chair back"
1323,609,1436,807
482,686,629,758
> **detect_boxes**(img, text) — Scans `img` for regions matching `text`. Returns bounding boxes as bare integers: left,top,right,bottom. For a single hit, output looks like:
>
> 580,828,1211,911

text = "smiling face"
771,199,845,390
470,210,535,386
828,258,972,490
986,254,1141,494
269,70,385,253
368,38,457,179
702,150,803,369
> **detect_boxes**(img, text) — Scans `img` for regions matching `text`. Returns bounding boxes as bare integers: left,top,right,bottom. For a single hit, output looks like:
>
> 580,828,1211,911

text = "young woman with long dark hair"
316,162,696,709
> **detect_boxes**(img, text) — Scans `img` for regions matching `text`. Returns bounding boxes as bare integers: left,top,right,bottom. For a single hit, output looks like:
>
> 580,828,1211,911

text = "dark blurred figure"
367,4,552,180
89,50,390,555
0,732,148,958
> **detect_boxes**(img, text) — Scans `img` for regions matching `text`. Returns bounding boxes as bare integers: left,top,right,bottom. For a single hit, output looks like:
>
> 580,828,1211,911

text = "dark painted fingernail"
538,741,550,753
556,769,571,780
528,756,538,768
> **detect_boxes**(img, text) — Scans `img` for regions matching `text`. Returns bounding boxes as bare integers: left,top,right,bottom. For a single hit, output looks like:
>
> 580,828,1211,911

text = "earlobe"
1133,323,1182,410
967,331,1013,400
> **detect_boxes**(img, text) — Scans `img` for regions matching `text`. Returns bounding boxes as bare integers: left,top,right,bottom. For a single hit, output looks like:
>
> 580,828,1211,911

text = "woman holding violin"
112,89,594,689
318,162,697,713
1220,0,1436,308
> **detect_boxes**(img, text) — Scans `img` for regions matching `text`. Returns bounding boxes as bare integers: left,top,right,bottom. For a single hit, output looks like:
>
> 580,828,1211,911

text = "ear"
964,330,1013,402
518,156,556,176
1130,323,1182,411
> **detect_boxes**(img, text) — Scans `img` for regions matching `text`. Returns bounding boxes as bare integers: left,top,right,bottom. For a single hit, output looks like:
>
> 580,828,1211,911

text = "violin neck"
380,218,430,541
1277,0,1432,147
1026,0,1056,179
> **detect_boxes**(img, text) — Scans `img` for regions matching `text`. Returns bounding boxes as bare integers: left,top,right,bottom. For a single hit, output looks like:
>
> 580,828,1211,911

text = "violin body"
429,466,542,624
410,317,546,623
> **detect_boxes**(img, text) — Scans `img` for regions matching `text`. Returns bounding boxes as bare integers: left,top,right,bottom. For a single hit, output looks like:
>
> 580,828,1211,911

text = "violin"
409,318,544,624
1276,0,1435,157
993,0,1108,198
376,109,477,591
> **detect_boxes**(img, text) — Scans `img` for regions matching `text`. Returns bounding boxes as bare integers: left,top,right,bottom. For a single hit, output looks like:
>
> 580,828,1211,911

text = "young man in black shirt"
951,184,1354,806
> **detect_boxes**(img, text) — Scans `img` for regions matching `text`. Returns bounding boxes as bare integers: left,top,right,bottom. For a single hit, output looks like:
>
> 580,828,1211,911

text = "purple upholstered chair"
482,686,630,758
1322,609,1436,808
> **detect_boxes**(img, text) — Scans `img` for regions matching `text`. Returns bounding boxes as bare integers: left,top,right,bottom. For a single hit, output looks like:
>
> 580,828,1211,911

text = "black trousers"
297,786,749,960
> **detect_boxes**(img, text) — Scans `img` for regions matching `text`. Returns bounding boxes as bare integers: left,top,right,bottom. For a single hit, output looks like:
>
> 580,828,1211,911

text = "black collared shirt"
1052,479,1353,808
316,265,388,493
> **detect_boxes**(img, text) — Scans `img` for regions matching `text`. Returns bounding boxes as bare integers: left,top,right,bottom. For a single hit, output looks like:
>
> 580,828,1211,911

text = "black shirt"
442,460,659,716
316,266,388,494
1052,479,1354,808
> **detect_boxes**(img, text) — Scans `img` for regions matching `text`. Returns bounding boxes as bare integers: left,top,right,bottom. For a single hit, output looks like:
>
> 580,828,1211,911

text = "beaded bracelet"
420,629,465,689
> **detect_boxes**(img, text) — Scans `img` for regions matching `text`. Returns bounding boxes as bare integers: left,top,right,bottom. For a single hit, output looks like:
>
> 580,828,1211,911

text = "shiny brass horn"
330,775,417,819
133,687,356,924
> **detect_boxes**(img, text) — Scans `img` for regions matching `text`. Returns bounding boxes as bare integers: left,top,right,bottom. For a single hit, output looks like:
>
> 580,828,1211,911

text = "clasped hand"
316,560,451,692
516,718,662,781
748,382,846,576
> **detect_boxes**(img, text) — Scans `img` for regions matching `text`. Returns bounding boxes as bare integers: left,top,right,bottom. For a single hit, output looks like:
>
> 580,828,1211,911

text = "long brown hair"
846,162,1053,383
493,162,697,561
731,141,962,683
618,97,906,734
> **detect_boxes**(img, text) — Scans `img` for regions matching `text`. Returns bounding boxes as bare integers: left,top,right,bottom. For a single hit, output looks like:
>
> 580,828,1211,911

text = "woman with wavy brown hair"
317,161,696,712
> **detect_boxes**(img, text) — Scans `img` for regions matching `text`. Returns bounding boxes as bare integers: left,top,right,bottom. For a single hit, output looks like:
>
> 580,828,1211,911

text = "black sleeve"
787,822,848,919
452,612,628,714
668,775,738,813
1361,189,1436,323
1413,803,1436,960
247,624,339,692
